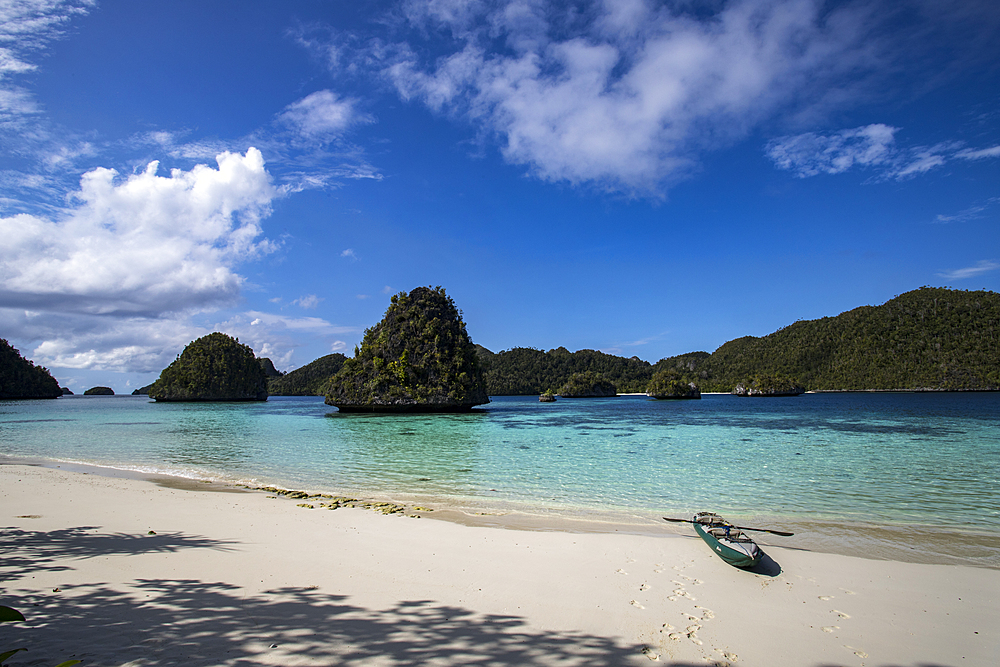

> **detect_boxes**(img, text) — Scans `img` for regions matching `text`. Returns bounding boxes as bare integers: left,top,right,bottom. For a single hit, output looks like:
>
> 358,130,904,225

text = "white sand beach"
2,463,996,666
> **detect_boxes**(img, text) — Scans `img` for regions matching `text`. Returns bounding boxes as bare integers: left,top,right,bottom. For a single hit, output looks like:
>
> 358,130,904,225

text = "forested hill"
659,287,1000,392
480,287,999,394
477,346,656,395
269,353,347,396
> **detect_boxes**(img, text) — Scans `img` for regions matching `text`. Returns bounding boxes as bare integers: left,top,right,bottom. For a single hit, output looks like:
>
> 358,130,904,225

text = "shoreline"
5,454,998,570
2,463,997,666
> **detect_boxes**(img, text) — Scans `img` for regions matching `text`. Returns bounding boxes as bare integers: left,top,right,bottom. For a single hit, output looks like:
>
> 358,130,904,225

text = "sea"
2,392,999,567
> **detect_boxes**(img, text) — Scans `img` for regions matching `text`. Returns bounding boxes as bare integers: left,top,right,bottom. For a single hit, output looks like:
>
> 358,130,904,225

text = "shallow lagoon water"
3,392,999,563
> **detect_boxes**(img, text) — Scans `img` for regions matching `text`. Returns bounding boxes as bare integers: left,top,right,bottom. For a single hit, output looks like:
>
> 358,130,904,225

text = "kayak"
692,511,761,568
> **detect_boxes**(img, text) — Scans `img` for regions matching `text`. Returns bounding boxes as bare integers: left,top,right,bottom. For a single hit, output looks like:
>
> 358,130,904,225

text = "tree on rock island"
326,286,489,412
150,332,268,402
0,338,61,399
558,371,617,397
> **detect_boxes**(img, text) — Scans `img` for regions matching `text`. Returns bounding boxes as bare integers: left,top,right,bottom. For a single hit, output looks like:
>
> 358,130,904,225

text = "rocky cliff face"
325,286,489,412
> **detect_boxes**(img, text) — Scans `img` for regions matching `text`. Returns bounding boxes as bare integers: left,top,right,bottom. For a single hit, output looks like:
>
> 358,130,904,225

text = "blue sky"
1,0,998,393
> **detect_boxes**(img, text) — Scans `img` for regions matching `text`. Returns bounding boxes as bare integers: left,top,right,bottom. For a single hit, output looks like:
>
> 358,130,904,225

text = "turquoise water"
2,392,998,539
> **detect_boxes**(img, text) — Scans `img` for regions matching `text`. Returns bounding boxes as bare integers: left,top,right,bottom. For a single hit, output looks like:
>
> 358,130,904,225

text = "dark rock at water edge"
325,286,489,412
539,391,556,402
61,387,74,395
0,338,62,399
557,371,617,398
84,386,115,395
149,332,268,402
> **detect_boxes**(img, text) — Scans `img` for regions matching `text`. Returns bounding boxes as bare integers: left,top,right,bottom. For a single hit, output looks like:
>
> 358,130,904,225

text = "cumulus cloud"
378,0,890,194
937,260,1000,281
279,90,373,141
0,148,278,316
0,148,289,372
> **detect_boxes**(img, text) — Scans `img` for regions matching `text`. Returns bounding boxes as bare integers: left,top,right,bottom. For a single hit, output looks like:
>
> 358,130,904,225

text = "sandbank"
2,463,996,666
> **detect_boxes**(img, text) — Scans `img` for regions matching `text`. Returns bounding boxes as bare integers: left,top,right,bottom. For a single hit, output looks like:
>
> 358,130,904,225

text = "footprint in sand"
661,622,675,632
840,588,857,595
716,649,739,662
818,595,834,600
630,599,645,609
821,626,839,633
832,610,851,619
695,605,715,620
616,569,628,575
639,583,650,591
845,646,868,658
640,646,659,661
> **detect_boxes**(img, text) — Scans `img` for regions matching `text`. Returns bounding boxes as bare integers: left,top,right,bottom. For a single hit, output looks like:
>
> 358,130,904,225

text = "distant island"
477,287,1000,394
84,386,115,396
269,354,347,396
4,286,997,399
558,371,617,397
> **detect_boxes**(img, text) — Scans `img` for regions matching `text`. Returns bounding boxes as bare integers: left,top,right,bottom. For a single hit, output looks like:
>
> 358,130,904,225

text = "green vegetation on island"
149,332,268,402
558,371,617,397
646,367,701,399
475,287,999,394
660,287,1000,392
325,286,489,412
268,353,348,396
478,347,654,395
0,338,61,399
83,386,115,396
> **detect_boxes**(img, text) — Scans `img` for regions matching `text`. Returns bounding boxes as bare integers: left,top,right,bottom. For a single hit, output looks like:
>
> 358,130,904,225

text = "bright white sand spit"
1,464,996,666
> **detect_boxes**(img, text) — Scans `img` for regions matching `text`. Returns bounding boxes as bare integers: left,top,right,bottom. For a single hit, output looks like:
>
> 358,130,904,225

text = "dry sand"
1,463,996,666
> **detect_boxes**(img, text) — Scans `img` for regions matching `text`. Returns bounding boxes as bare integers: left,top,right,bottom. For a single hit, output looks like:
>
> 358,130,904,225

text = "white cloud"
0,148,278,316
0,0,94,125
293,294,323,309
934,198,999,224
279,90,373,142
766,124,898,177
331,340,348,352
768,126,1000,180
956,145,1000,160
214,310,359,367
381,0,888,194
937,260,1000,281
341,248,358,259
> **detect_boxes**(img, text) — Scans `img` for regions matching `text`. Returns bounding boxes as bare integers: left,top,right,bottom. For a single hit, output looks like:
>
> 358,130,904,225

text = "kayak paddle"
662,516,794,537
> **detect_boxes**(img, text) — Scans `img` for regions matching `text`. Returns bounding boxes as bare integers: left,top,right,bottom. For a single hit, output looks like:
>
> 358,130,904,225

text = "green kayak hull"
693,519,761,568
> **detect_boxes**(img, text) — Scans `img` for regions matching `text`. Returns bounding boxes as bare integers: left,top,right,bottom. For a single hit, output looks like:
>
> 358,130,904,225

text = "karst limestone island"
149,332,269,402
3,287,999,401
325,286,490,412
0,338,62,399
